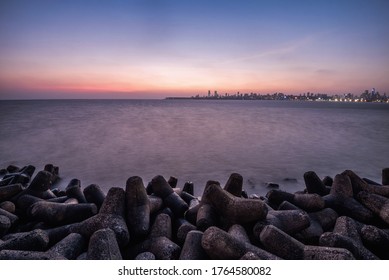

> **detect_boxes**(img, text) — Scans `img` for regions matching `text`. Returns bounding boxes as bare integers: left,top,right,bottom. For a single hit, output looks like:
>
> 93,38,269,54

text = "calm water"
1,99,388,196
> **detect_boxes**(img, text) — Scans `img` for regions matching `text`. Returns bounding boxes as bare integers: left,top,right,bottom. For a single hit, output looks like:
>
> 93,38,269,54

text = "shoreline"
0,163,389,260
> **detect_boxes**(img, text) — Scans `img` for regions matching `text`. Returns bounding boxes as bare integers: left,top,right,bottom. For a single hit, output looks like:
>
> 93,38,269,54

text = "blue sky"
1,0,388,98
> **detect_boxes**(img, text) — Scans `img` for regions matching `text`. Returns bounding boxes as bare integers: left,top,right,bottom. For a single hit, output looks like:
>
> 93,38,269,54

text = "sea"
0,99,388,197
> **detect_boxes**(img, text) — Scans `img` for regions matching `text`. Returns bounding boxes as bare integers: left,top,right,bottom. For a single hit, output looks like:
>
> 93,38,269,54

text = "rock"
151,175,188,217
0,201,16,213
223,173,243,197
202,226,280,260
303,171,329,195
70,187,129,247
87,228,122,260
125,176,150,238
0,184,24,202
0,215,11,237
47,233,86,259
266,189,325,211
253,209,310,237
259,225,305,259
167,176,178,188
202,183,268,224
0,229,49,251
182,181,194,195
65,179,87,203
303,245,355,260
319,232,378,259
149,213,172,240
29,201,97,226
357,191,389,225
383,168,389,186
196,204,218,231
179,230,207,260
266,182,279,189
176,218,197,245
135,252,155,260
83,184,106,210
131,236,181,260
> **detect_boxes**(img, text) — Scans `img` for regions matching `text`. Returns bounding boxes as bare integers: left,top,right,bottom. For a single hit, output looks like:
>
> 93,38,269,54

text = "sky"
0,0,388,99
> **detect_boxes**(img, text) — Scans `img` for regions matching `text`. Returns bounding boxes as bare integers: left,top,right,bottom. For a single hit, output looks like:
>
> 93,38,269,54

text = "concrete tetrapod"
125,176,150,238
29,201,97,226
83,184,106,210
357,191,389,225
323,174,374,224
179,230,207,260
223,173,243,197
259,225,355,260
201,226,280,260
201,184,268,224
266,189,325,212
87,228,122,260
303,171,329,195
253,209,311,237
65,179,87,203
70,187,130,247
151,175,188,217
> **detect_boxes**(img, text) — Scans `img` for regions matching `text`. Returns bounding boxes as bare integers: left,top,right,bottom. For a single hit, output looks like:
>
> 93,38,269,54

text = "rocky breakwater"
1,164,389,260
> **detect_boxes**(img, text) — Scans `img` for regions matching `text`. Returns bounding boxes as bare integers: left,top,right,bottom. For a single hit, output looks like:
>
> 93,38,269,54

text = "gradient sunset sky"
1,0,388,99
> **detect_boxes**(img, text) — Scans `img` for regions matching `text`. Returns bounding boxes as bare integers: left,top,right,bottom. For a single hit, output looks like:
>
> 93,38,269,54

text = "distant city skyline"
1,0,389,99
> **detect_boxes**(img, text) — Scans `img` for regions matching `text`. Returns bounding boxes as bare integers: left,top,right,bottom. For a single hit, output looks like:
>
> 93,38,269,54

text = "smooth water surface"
1,99,388,196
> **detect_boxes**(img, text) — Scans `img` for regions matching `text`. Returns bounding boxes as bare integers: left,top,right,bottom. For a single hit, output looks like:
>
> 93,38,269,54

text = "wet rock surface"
0,164,388,260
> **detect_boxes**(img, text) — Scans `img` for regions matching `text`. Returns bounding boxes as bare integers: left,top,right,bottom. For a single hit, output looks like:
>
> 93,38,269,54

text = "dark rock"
202,226,280,260
83,184,106,210
303,171,329,195
0,229,49,251
47,232,86,259
266,189,325,211
44,164,60,184
87,228,122,260
196,204,218,231
176,218,197,245
182,181,194,195
131,236,181,260
0,201,15,213
65,178,87,203
253,209,310,237
151,175,188,217
70,187,129,247
322,176,333,186
149,213,172,240
168,176,178,188
259,225,305,259
149,195,163,214
179,230,207,260
357,191,389,225
0,215,11,237
0,184,24,201
383,168,389,186
0,250,66,260
135,252,155,260
319,231,378,260
266,182,279,189
224,173,243,197
29,201,97,226
303,245,355,260
126,176,150,238
202,183,268,224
